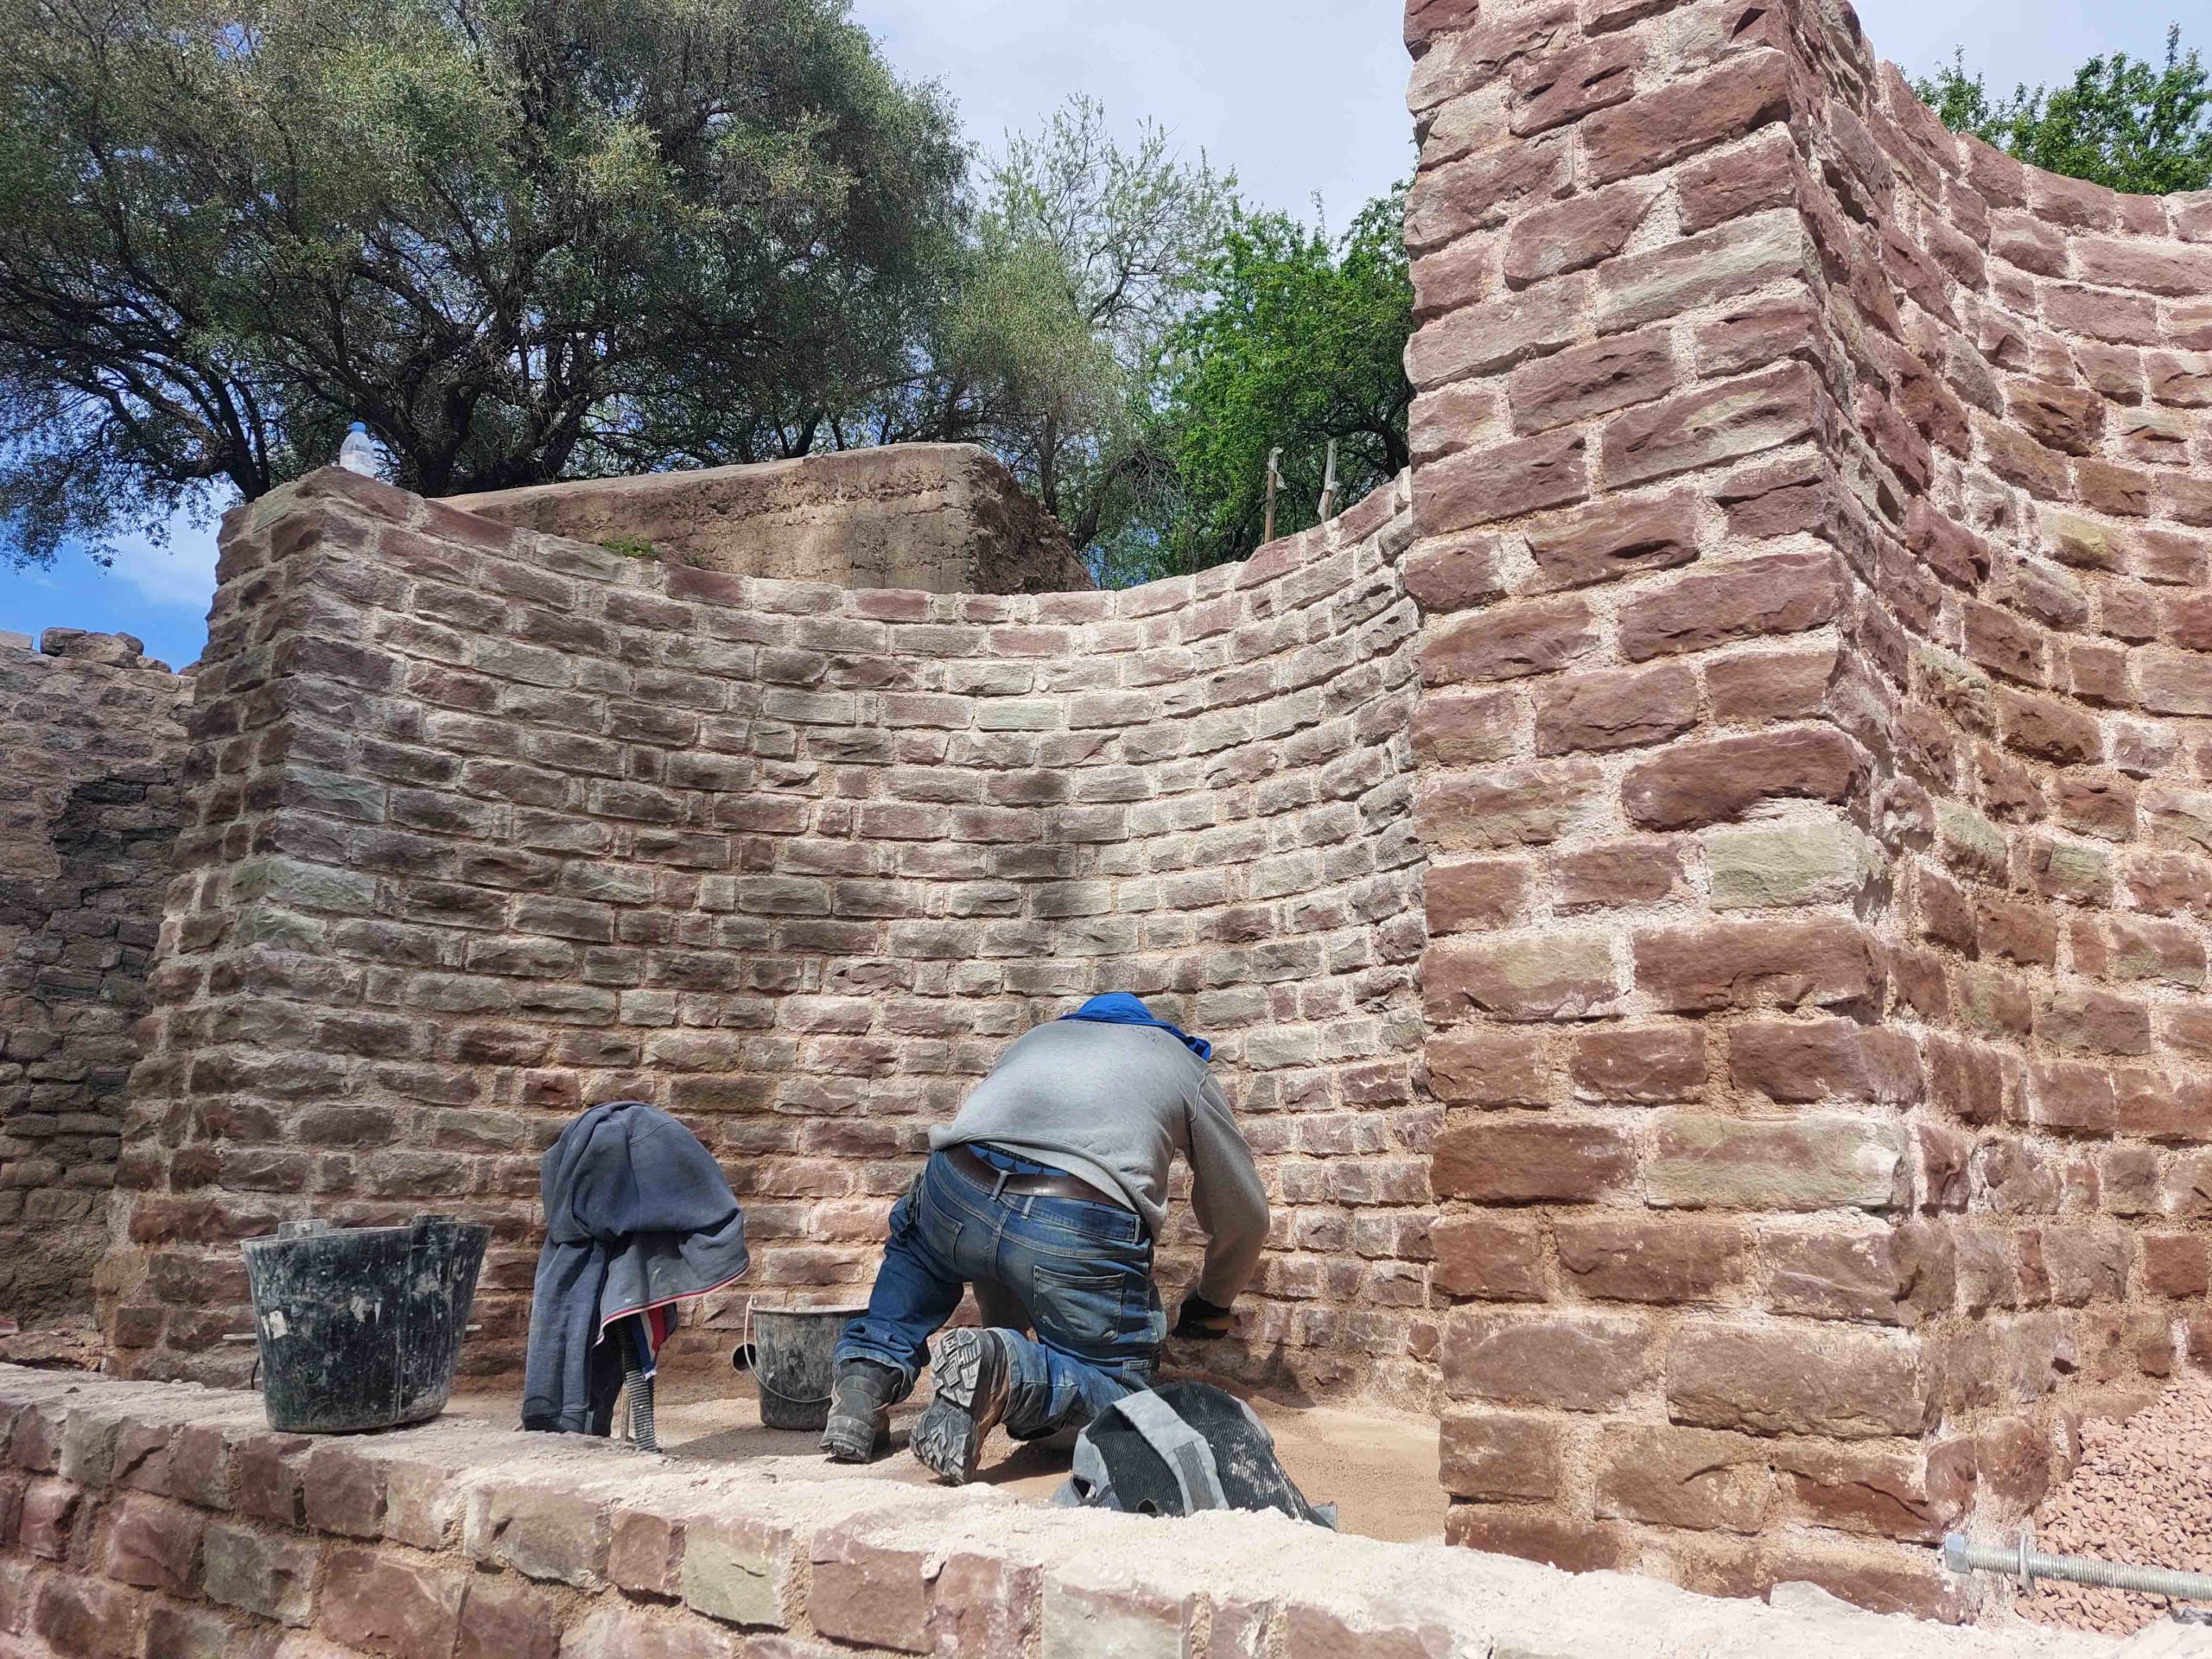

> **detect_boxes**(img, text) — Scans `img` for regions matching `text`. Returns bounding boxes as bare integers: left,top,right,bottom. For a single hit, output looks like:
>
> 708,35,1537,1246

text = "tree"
0,0,966,567
1127,189,1413,584
912,97,1232,553
1916,25,2212,194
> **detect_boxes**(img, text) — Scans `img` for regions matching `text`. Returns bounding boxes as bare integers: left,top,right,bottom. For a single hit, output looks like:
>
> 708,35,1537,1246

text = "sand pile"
2019,1380,2212,1636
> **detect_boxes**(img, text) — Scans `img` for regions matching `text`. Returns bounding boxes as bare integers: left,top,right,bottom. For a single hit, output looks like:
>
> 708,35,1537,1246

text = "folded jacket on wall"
522,1100,750,1433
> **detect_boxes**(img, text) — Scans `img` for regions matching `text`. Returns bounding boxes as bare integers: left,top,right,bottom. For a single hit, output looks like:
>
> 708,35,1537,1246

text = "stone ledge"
0,1368,2131,1657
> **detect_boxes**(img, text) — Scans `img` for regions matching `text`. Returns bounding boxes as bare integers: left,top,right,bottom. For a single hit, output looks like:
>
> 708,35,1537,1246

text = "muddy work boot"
912,1328,1014,1485
821,1361,899,1463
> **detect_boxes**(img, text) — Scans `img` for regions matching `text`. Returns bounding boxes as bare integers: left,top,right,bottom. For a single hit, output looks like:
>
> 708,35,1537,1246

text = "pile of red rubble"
2019,1380,2212,1636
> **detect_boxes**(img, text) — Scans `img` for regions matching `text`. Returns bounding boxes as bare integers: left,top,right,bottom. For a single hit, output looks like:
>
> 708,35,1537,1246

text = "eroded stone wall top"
446,442,1092,596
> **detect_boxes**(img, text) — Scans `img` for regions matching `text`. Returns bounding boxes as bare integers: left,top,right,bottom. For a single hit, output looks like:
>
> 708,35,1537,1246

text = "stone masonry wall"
0,1366,2118,1659
1402,0,2210,1620
103,467,1430,1404
0,634,189,1325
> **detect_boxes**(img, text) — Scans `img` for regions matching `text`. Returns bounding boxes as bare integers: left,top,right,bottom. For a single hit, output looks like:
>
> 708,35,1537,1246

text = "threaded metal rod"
1944,1532,2212,1602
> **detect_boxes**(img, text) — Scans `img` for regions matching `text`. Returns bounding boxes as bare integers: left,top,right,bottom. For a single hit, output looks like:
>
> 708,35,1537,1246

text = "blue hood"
1058,993,1212,1062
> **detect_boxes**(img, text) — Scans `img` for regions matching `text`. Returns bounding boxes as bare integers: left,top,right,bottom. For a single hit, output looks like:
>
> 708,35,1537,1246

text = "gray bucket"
740,1303,865,1431
240,1215,489,1434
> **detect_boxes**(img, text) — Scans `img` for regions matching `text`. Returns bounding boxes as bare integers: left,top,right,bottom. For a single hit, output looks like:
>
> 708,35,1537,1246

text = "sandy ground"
2018,1377,2212,1637
452,1351,1446,1545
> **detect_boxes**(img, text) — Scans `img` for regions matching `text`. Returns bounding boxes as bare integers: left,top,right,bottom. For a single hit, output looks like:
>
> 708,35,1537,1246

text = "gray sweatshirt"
931,1020,1270,1306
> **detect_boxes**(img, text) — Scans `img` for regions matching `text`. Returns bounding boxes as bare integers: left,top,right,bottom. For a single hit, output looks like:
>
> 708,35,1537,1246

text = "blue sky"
0,0,2188,669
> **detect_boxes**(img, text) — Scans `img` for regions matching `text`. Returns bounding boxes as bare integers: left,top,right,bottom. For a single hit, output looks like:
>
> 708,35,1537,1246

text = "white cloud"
850,0,1418,222
103,506,221,612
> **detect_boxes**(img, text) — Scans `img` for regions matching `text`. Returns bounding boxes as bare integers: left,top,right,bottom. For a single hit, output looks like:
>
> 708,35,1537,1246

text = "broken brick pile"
101,467,1430,1406
0,633,189,1322
1403,0,2211,1618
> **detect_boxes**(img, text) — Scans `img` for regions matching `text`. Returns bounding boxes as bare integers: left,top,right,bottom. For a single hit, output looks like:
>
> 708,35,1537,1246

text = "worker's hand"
1173,1294,1236,1341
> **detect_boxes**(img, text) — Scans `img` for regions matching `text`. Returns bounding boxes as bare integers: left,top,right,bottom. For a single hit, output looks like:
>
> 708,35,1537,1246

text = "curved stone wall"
0,634,188,1328
1402,0,2211,1618
103,467,1431,1403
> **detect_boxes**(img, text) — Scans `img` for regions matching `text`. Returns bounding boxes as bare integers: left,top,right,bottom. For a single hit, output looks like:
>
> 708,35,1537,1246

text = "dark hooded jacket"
522,1101,749,1433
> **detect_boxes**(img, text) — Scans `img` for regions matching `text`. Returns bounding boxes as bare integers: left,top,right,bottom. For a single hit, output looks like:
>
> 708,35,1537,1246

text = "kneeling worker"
823,993,1268,1482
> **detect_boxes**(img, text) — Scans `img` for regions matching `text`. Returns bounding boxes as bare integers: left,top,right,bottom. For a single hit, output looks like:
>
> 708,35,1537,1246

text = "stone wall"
0,1366,2123,1659
1402,0,2211,1618
103,467,1430,1402
447,444,1093,596
0,633,189,1326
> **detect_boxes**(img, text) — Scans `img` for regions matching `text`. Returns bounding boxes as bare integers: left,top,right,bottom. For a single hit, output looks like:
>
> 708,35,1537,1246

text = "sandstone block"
1535,664,1697,753
1555,1216,1749,1302
1594,1425,1772,1532
1667,1323,1929,1439
1414,760,1602,852
1635,917,1878,1012
1646,1113,1909,1211
1618,550,1841,661
1765,1224,1955,1326
1510,330,1679,433
1597,211,1811,335
464,1481,608,1588
1554,839,1689,912
1503,181,1662,287
1415,430,1591,537
1431,1216,1548,1300
1726,1020,1922,1103
1425,859,1534,932
1706,820,1880,911
320,1547,465,1659
1441,1309,1656,1409
680,1515,791,1629
1421,597,1597,685
1522,492,1699,594
1623,728,1860,830
458,1579,563,1659
810,1529,931,1653
1431,1121,1634,1204
1423,934,1621,1023
1580,52,1796,185
100,1494,202,1596
1569,1025,1707,1103
1426,1031,1550,1107
1439,1410,1563,1500
203,1519,318,1625
1442,1508,1633,1573
1602,363,1816,488
1777,1442,1966,1542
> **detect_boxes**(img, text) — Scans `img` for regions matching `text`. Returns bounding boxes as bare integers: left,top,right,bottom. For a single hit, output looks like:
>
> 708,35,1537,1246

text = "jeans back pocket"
1029,1262,1131,1350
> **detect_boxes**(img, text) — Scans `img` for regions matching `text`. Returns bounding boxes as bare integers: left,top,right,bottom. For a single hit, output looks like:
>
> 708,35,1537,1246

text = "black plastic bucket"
240,1215,490,1433
741,1304,865,1431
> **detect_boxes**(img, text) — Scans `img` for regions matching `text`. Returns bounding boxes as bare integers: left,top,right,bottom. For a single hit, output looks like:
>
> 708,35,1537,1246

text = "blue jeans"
836,1148,1164,1438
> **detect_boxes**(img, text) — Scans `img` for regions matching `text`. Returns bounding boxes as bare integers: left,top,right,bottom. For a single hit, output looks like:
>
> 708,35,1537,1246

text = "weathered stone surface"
1667,1324,1930,1439
450,444,1089,595
1645,1113,1909,1211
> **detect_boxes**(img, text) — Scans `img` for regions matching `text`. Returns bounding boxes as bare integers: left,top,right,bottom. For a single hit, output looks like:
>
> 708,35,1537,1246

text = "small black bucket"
240,1215,490,1434
738,1303,865,1431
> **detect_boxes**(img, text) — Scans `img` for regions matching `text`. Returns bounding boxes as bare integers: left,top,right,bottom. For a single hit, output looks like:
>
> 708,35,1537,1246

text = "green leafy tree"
1123,189,1413,584
0,0,965,566
909,97,1231,551
1916,25,2212,194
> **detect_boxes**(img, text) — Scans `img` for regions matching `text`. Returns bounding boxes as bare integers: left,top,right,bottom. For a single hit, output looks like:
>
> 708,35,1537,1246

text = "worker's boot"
821,1361,899,1464
912,1327,1013,1485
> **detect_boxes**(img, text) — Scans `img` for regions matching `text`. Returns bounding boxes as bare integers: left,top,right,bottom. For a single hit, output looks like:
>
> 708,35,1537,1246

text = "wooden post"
1317,437,1339,523
1263,446,1283,545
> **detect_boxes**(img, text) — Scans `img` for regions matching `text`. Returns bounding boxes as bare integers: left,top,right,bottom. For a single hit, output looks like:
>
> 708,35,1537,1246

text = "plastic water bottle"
337,422,378,476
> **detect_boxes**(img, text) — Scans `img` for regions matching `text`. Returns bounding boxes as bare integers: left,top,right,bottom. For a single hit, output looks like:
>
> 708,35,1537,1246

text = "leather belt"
947,1144,1126,1211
